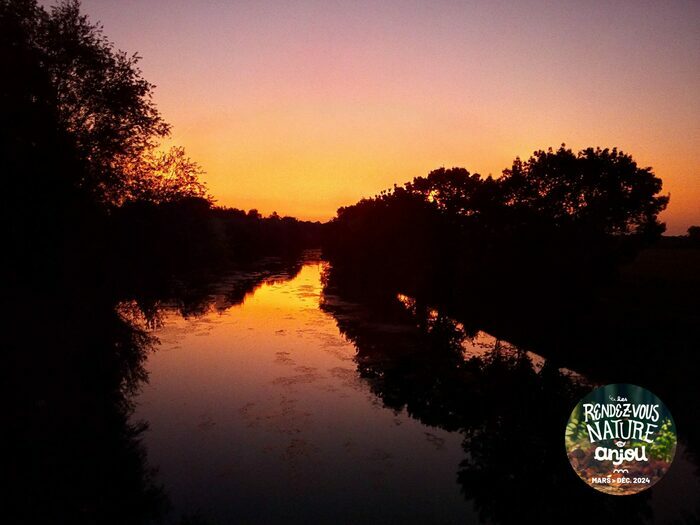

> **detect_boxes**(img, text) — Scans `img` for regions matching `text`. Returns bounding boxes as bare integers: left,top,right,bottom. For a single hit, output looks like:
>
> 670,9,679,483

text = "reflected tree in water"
320,264,663,524
7,294,165,523
7,248,308,524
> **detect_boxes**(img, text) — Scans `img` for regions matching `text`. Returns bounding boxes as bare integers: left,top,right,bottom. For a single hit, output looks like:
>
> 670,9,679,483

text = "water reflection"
7,255,304,524
7,293,166,524
124,255,700,524
133,256,469,523
13,254,698,523
320,262,700,524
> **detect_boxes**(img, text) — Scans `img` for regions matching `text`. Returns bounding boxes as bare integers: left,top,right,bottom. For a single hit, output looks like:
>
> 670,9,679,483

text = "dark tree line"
2,0,320,297
109,199,321,295
323,145,669,304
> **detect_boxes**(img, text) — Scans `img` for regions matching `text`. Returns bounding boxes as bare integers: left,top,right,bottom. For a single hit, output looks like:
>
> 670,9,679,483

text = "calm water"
132,255,700,524
134,260,473,523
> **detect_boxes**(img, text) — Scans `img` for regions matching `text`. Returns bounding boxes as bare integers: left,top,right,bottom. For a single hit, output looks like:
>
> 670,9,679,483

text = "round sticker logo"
565,383,676,495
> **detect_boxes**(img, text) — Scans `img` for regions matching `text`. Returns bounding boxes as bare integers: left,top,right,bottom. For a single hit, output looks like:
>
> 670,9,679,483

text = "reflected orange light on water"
132,260,469,521
149,263,350,389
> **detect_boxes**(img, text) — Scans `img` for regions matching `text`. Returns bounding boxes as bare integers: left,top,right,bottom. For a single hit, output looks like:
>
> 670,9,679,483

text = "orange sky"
77,0,699,233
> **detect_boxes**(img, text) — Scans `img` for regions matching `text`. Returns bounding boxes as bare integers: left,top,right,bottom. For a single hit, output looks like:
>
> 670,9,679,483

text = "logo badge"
565,383,676,495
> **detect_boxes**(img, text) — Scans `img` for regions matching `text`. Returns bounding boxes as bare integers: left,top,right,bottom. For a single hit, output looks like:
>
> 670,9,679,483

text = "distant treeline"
109,198,321,278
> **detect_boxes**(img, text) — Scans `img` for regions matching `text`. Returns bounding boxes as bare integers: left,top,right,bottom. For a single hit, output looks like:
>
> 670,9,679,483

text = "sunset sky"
70,0,698,233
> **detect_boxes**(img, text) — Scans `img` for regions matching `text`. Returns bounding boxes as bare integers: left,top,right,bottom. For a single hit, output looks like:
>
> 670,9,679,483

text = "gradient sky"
64,0,699,232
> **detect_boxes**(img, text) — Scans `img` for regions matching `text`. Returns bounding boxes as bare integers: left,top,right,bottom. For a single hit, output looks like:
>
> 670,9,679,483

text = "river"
130,253,700,524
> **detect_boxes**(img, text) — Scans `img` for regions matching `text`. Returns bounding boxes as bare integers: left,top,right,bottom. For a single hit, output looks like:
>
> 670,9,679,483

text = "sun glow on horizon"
77,0,699,233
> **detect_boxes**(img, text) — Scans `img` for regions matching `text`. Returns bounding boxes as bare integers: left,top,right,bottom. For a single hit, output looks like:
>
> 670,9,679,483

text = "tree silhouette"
324,144,671,304
41,0,172,204
688,226,700,242
118,146,209,205
3,0,206,206
501,145,668,238
405,167,502,219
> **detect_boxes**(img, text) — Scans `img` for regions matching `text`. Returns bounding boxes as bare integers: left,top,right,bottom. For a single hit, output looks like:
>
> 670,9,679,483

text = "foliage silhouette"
323,145,669,312
2,0,320,292
502,146,668,238
118,146,210,205
688,226,700,243
25,0,181,205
